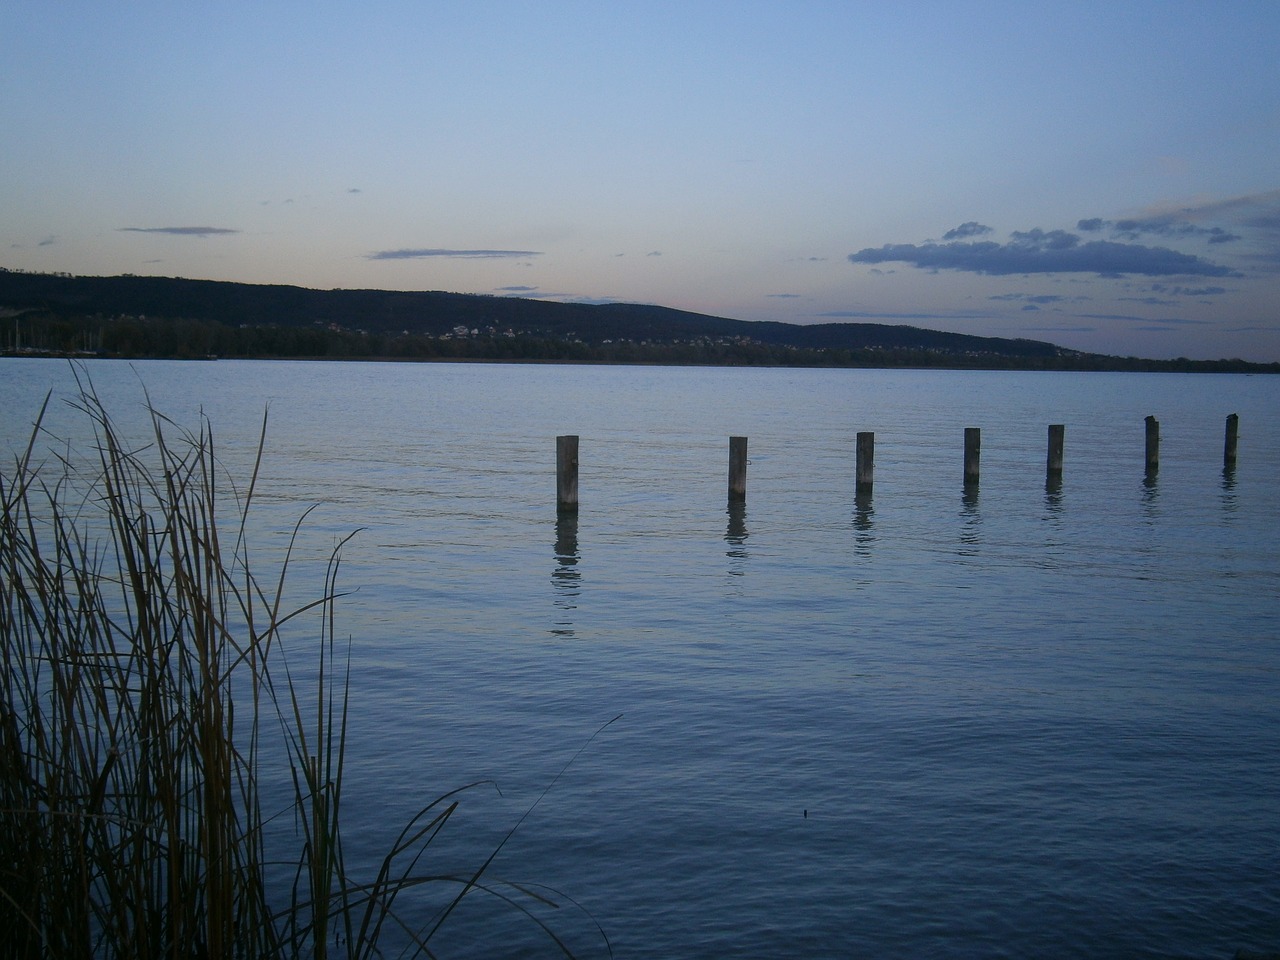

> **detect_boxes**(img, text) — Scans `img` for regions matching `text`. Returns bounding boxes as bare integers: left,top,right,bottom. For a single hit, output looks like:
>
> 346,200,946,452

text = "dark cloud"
347,188,362,194
496,285,538,292
366,248,542,260
767,293,801,299
941,221,994,240
120,226,240,237
647,250,662,257
849,227,1241,278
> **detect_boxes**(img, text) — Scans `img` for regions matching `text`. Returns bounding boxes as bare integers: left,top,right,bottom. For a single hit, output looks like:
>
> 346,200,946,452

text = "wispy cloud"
814,309,991,321
1146,283,1227,297
119,226,240,237
988,293,1080,304
120,226,240,238
366,248,542,260
1077,312,1213,327
849,223,1241,278
496,285,538,292
1077,217,1239,244
1081,190,1280,263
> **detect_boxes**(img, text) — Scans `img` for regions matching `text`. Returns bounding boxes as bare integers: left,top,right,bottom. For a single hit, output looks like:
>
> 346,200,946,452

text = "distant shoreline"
3,269,1277,372
4,349,1277,375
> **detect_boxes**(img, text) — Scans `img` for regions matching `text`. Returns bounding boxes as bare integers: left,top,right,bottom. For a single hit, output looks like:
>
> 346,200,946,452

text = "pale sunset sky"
3,1,1279,361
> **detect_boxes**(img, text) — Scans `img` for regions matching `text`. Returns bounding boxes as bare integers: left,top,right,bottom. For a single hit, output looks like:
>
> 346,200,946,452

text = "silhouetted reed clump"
0,374,603,959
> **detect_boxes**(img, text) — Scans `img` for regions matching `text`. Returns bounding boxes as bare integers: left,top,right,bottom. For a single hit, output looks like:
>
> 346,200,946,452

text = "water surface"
3,359,1277,959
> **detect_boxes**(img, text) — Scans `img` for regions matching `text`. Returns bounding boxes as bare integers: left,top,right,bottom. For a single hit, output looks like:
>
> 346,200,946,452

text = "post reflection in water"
551,510,580,637
1141,470,1160,521
1043,474,1064,518
959,484,981,556
1221,464,1238,516
852,492,874,555
725,500,749,582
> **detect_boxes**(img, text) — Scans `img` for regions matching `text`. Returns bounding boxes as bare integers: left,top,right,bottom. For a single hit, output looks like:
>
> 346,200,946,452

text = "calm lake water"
3,358,1278,959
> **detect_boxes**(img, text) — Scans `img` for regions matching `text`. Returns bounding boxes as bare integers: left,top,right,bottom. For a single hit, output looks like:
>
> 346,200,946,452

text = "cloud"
1084,190,1280,255
767,293,801,299
814,309,989,321
366,248,542,260
38,236,57,247
1077,216,1239,244
496,285,538,292
119,226,240,237
1145,283,1227,298
989,293,1077,304
1077,312,1212,327
849,227,1241,277
941,221,993,240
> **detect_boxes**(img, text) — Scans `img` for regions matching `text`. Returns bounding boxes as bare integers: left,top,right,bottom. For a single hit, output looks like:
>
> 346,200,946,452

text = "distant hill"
1,269,1273,372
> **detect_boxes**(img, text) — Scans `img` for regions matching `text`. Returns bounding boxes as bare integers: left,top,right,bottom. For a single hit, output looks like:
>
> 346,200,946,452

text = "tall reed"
0,375,604,959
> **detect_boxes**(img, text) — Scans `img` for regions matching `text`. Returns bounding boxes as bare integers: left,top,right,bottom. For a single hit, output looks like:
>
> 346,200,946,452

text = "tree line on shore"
2,268,1275,372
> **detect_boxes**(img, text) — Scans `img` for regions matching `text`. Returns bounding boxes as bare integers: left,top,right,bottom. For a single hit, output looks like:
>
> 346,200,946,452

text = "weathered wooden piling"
856,431,875,496
963,427,981,486
1144,416,1159,476
556,434,579,511
1047,424,1065,479
728,436,748,501
1224,413,1239,468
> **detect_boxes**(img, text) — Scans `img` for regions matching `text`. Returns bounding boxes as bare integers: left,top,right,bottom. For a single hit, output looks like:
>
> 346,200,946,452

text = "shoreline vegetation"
0,373,606,958
2,268,1276,373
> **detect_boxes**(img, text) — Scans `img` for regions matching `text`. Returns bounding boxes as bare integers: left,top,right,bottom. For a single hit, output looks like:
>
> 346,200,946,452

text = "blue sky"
4,1,1279,361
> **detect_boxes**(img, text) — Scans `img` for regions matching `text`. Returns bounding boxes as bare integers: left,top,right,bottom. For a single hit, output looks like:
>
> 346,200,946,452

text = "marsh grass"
0,374,607,959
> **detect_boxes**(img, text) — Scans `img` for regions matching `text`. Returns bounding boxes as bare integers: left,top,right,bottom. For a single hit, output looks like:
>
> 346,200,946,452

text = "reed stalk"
0,373,605,959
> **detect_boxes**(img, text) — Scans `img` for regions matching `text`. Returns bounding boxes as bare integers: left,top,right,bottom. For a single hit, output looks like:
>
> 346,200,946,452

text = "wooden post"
728,436,748,501
1224,413,1239,468
963,427,981,486
1046,424,1065,479
556,435,579,511
1144,416,1159,476
855,431,874,497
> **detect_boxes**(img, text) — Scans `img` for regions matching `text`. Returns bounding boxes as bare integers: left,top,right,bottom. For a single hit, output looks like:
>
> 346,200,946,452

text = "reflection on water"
959,485,981,555
1221,465,1238,516
1141,471,1160,521
724,500,748,583
551,510,580,636
1043,474,1064,519
852,492,874,555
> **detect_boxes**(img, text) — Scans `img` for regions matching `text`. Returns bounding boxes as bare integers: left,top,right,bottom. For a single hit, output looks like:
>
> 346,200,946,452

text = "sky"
3,1,1279,362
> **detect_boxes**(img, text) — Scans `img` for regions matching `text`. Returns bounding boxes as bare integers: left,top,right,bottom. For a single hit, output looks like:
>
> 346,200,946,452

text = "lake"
2,358,1278,959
